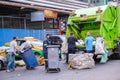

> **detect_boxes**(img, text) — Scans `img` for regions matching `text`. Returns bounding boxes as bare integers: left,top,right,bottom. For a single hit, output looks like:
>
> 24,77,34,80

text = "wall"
0,28,58,46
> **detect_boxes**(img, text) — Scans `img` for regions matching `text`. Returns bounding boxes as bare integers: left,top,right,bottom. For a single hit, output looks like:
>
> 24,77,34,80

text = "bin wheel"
46,69,49,72
26,66,34,70
58,68,61,72
57,68,61,72
26,66,31,70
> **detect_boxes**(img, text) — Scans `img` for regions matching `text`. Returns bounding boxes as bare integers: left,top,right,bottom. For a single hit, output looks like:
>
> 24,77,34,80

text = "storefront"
0,0,88,46
0,8,69,46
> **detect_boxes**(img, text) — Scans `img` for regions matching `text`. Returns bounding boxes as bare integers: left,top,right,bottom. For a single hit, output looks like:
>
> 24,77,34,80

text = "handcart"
21,47,38,70
46,45,60,72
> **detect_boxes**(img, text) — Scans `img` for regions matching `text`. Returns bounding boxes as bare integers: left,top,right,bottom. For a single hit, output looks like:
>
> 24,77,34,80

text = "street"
0,60,120,80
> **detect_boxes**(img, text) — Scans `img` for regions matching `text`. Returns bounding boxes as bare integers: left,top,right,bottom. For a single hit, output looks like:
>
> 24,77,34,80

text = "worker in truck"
85,32,95,53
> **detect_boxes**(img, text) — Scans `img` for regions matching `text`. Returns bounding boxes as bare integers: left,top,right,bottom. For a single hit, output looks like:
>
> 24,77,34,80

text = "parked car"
0,46,9,70
5,37,44,60
0,55,7,70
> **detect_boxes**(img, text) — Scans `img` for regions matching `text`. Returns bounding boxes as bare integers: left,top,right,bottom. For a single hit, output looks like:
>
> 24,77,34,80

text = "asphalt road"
0,60,120,80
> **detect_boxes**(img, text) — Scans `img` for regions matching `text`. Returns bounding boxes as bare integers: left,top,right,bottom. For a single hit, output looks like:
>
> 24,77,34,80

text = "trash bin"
21,47,38,69
46,45,60,72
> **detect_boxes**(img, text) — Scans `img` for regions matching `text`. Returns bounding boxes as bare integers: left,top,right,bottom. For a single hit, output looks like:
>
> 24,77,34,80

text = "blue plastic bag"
100,49,108,63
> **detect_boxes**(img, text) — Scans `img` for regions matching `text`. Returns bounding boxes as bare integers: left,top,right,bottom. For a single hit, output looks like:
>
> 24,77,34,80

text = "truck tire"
110,53,120,59
116,53,120,59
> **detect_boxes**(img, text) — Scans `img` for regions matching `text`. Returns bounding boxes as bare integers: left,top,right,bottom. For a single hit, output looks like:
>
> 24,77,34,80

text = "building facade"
79,0,119,6
0,0,88,46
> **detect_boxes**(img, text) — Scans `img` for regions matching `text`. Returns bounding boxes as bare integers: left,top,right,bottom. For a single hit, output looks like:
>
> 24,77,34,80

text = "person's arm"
15,42,20,53
43,40,48,47
75,37,77,42
85,38,87,46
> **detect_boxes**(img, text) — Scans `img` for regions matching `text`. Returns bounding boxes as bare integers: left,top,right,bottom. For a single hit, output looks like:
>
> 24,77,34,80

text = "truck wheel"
115,53,120,59
0,61,3,70
110,53,120,59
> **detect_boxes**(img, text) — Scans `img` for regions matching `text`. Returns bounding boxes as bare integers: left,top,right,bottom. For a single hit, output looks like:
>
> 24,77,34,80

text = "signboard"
31,11,44,22
44,10,58,19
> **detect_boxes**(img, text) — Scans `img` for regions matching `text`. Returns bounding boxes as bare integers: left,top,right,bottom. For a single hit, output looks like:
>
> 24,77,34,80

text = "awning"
0,0,89,14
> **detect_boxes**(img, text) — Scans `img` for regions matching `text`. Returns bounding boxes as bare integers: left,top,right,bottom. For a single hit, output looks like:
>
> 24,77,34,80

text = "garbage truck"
66,5,120,59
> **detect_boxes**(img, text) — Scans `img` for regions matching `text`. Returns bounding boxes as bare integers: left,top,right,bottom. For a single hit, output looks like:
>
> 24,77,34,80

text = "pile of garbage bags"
69,53,95,69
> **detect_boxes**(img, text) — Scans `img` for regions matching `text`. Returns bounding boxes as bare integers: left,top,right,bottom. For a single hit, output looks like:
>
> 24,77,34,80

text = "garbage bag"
61,38,68,54
100,49,108,63
15,60,25,66
69,54,95,69
95,37,104,55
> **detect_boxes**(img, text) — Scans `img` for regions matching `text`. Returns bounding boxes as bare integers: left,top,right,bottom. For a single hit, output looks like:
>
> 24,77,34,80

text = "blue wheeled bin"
21,47,38,70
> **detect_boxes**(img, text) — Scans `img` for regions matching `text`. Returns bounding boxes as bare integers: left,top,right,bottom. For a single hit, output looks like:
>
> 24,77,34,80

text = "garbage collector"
43,34,51,69
66,32,78,64
85,32,95,53
6,36,20,72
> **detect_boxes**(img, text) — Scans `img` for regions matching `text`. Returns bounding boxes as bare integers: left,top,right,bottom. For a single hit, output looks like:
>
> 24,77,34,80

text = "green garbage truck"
66,5,120,59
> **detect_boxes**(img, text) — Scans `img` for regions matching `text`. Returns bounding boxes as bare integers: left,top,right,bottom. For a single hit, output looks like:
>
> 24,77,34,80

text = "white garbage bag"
19,41,32,52
61,38,68,54
95,37,104,55
69,54,95,69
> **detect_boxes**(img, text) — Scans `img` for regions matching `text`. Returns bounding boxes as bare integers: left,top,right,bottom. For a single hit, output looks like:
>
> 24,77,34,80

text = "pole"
1,16,4,45
42,21,45,40
24,18,27,36
24,18,26,30
2,17,4,28
88,0,92,7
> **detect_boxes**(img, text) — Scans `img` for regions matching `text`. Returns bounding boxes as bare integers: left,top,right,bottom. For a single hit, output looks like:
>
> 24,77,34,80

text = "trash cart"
46,45,60,72
21,47,38,70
